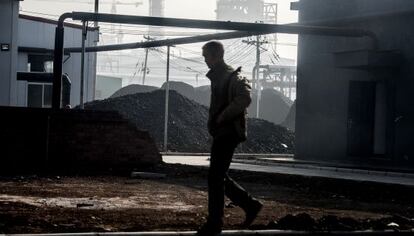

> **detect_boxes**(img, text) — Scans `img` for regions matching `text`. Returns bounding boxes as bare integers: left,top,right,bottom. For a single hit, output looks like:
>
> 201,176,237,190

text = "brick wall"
0,107,161,174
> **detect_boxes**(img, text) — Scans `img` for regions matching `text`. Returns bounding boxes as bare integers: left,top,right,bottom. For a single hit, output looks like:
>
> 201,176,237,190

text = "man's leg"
224,175,252,208
225,175,263,226
207,135,239,226
197,135,238,236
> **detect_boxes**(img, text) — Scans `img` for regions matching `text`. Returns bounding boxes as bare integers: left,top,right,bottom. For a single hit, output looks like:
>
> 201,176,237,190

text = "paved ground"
163,155,414,186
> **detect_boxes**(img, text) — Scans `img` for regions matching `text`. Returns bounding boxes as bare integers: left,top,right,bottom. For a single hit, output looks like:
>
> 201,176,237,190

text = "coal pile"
161,81,196,103
249,89,292,125
112,82,294,128
84,90,294,153
240,119,294,153
161,81,211,107
86,90,209,153
160,82,293,126
161,82,293,126
110,84,158,98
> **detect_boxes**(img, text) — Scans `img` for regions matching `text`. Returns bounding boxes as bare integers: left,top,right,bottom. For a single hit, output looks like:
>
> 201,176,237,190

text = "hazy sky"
21,0,297,22
19,0,299,90
20,0,298,60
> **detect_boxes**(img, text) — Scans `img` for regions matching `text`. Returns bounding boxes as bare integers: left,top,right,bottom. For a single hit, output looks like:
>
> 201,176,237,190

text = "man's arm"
217,77,251,123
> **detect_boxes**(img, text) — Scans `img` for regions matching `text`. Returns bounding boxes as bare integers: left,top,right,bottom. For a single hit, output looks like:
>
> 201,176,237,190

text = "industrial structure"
216,0,296,108
216,0,278,50
260,62,297,99
294,0,414,168
96,0,167,88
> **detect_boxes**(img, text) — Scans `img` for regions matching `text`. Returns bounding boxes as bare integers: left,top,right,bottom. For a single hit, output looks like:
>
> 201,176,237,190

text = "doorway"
347,81,376,157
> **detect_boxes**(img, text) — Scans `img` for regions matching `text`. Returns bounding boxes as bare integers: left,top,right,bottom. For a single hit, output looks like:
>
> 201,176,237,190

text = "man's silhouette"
197,41,263,236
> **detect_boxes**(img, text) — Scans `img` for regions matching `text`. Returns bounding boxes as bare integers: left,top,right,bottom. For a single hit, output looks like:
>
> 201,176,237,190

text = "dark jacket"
206,61,252,141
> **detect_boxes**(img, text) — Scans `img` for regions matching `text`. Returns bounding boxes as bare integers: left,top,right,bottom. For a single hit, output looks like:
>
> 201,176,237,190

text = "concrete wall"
16,17,99,107
299,0,414,22
296,0,414,167
0,0,19,106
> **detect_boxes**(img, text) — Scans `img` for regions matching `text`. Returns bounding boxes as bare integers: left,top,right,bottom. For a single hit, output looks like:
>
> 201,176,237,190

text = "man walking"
197,41,263,236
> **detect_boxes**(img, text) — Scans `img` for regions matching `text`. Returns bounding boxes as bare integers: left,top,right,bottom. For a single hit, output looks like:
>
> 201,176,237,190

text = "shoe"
196,221,222,236
242,199,263,227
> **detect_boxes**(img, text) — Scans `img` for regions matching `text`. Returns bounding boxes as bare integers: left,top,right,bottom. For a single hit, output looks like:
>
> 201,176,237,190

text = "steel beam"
65,31,260,53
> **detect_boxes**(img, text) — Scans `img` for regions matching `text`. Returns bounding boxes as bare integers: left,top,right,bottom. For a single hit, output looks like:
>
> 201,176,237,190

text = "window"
27,83,53,108
44,61,53,73
28,54,53,72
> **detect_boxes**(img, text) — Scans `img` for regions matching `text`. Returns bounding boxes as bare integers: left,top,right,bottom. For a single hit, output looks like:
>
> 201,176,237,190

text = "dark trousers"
208,133,253,225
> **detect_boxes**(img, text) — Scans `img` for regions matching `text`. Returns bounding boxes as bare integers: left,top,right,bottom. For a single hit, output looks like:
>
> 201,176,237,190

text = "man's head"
202,41,224,69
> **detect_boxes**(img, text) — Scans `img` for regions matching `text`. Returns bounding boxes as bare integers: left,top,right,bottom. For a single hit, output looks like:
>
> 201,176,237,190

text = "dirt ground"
0,163,413,233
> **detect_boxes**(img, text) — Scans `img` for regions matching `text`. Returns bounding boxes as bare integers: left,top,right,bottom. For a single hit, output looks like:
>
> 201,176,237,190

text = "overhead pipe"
53,12,378,109
70,12,378,43
63,14,379,53
65,31,265,53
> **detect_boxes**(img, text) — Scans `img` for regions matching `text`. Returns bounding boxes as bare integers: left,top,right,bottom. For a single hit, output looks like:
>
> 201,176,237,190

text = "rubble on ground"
1,167,413,233
256,213,414,231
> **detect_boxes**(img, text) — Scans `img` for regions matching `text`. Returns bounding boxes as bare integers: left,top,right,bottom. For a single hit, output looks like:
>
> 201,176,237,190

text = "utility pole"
255,35,261,118
142,46,149,85
242,35,268,118
163,45,171,153
142,35,155,85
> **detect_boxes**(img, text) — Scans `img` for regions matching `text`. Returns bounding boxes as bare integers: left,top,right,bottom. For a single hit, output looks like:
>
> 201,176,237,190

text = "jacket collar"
206,61,228,81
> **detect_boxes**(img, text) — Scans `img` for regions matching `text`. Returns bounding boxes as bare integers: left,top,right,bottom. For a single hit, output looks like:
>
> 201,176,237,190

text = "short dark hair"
202,41,224,58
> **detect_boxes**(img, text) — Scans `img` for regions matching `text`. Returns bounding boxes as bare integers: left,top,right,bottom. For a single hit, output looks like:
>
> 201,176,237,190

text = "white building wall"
14,17,98,107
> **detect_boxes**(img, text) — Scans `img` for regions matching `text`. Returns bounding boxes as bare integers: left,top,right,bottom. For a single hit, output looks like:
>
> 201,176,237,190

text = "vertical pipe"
93,0,99,101
274,3,278,52
94,0,99,27
52,27,64,110
163,45,170,152
80,21,87,109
